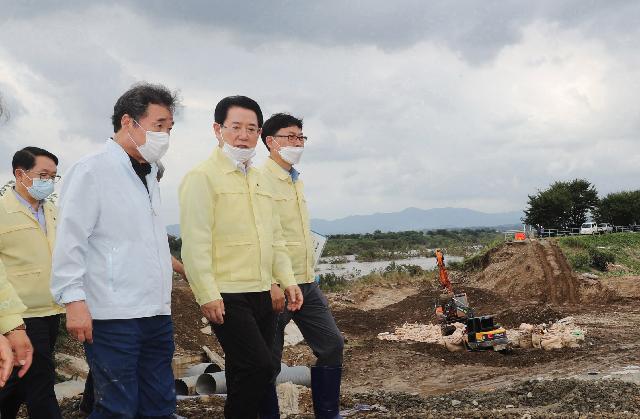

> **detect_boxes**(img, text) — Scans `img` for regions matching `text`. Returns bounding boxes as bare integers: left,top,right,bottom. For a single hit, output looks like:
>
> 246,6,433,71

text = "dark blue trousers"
0,315,62,419
273,282,344,374
84,315,176,419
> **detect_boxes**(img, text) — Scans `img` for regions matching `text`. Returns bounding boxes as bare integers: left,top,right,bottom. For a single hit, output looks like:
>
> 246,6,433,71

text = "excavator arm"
435,249,453,293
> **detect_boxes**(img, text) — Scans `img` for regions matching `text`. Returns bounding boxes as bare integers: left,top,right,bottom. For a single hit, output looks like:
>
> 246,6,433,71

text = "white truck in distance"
580,222,599,235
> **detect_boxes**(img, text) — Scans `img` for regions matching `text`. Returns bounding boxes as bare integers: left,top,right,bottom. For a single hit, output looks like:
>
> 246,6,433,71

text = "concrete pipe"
276,365,310,387
195,365,311,395
175,375,199,396
184,362,222,377
196,371,226,395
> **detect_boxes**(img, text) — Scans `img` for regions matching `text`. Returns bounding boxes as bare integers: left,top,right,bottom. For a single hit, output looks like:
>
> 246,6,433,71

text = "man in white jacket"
51,83,178,418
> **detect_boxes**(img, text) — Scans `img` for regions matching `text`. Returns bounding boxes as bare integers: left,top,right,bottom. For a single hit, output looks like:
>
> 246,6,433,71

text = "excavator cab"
435,292,474,335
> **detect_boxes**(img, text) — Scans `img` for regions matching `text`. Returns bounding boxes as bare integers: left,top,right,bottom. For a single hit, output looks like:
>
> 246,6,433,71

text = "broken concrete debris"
378,317,585,352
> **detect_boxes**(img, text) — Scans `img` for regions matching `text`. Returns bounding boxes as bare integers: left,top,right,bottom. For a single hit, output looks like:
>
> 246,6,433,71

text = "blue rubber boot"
311,366,343,419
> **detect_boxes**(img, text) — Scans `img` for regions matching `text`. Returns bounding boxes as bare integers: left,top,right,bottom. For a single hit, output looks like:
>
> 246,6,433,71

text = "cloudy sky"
1,1,639,225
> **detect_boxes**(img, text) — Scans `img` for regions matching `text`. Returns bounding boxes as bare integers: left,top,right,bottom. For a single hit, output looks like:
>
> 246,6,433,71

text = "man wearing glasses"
51,83,179,418
180,96,304,418
260,114,344,419
0,147,63,418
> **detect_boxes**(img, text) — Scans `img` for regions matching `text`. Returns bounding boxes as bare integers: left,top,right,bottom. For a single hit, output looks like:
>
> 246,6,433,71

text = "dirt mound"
600,275,640,299
472,241,581,304
171,281,222,354
495,304,566,328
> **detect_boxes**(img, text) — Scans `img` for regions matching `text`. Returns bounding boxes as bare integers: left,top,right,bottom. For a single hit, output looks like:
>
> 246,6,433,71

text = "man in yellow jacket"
180,96,303,419
0,147,64,419
260,113,344,419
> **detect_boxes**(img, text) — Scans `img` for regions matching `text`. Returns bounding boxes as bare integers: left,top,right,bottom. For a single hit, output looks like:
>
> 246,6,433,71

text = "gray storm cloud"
0,1,639,223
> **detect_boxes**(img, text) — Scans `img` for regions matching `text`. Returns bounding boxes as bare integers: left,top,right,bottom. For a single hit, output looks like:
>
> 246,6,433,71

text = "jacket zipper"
245,170,263,285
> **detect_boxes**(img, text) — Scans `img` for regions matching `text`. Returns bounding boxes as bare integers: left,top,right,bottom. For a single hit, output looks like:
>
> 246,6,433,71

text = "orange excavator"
434,249,509,351
435,249,453,292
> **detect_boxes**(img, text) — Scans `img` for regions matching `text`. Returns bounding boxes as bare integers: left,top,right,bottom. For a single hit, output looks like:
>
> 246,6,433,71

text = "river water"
316,254,464,279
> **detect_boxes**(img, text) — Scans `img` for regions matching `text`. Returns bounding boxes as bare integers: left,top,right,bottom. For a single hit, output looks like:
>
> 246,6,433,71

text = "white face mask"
276,143,304,165
128,119,170,163
222,141,256,164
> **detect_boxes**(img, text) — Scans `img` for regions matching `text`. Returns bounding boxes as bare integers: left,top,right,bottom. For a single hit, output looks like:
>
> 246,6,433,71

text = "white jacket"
51,139,172,319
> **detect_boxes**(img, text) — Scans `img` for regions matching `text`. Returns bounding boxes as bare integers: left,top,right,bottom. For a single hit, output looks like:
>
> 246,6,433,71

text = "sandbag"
509,330,532,349
442,323,466,352
531,330,543,349
519,323,534,332
529,317,586,351
540,335,563,350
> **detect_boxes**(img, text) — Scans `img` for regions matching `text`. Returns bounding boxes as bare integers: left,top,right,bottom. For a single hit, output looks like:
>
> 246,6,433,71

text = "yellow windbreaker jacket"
179,147,296,305
262,159,315,284
0,261,26,334
0,191,64,319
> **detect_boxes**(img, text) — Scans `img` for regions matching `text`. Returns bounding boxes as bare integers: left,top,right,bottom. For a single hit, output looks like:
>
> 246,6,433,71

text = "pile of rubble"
376,322,469,352
509,317,585,350
377,323,444,345
377,317,586,352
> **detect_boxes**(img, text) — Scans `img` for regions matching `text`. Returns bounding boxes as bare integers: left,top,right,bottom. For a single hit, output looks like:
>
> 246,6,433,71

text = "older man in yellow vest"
0,147,64,419
180,96,304,419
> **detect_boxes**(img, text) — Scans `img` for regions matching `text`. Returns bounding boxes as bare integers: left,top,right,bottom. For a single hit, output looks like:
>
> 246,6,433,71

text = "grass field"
322,229,502,260
558,232,640,275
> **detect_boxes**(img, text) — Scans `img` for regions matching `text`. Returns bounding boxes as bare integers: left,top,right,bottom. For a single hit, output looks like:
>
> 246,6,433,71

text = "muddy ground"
323,240,640,417
55,240,640,418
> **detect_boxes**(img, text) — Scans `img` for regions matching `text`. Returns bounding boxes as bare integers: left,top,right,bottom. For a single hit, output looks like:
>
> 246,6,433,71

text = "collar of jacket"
265,157,293,181
2,189,56,249
213,146,250,175
106,138,158,187
3,188,54,218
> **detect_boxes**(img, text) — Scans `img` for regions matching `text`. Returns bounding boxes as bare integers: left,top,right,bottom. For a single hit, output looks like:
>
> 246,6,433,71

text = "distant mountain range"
167,207,523,236
310,207,523,235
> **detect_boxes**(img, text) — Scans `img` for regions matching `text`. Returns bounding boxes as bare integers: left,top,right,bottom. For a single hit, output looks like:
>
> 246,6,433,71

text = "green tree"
566,179,599,227
595,190,640,226
524,179,598,229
